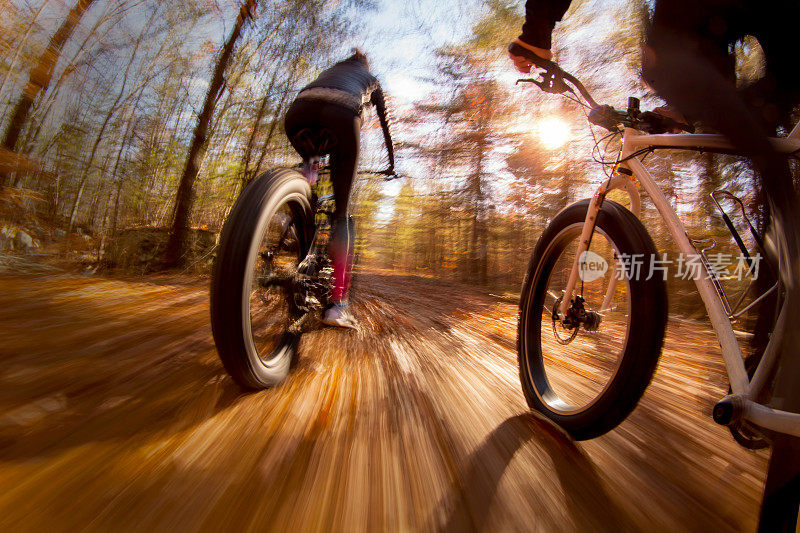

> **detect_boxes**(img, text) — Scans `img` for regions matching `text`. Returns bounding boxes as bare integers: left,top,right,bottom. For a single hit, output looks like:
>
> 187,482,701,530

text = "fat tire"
211,169,312,389
517,199,668,440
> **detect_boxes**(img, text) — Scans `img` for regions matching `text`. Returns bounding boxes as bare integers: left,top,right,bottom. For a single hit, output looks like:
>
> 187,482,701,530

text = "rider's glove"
509,38,552,74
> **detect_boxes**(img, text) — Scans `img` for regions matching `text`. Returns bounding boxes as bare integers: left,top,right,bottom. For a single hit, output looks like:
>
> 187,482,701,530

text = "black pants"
284,99,361,221
644,0,800,130
643,0,800,212
643,0,800,295
643,2,800,527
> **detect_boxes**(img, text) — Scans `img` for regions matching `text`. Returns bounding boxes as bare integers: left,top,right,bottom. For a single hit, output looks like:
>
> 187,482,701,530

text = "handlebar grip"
588,105,623,132
508,42,561,75
640,111,695,134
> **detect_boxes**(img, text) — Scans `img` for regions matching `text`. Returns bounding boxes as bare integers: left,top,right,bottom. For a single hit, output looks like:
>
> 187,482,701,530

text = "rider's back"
302,59,379,101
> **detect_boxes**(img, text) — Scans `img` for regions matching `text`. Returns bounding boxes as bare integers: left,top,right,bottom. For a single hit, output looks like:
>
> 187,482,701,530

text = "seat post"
301,156,320,186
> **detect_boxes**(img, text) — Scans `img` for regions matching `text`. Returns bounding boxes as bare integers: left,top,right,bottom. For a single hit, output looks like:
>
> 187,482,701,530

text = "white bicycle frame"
558,123,800,438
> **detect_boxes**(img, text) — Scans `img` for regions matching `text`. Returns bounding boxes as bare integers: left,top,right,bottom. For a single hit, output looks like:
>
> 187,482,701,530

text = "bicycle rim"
242,199,305,367
529,224,631,414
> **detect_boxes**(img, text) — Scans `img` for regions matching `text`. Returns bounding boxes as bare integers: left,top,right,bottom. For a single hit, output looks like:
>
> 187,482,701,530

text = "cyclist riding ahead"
284,49,395,328
510,0,800,523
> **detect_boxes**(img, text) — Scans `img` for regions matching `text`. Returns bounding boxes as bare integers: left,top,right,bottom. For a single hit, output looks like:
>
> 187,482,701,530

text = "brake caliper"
554,295,602,332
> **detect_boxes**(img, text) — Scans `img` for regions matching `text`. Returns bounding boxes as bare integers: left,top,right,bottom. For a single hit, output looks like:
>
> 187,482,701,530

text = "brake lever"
509,42,600,108
536,73,571,95
516,74,570,95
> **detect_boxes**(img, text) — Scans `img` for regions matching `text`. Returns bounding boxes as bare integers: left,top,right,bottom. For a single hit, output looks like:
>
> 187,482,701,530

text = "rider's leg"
745,0,800,133
284,99,317,158
644,0,800,360
286,97,361,305
644,0,800,241
756,30,800,520
322,105,361,305
645,3,800,527
736,4,800,381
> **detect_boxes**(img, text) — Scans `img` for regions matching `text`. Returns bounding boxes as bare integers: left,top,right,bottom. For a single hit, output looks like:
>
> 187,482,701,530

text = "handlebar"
508,43,600,109
508,42,694,135
357,168,402,181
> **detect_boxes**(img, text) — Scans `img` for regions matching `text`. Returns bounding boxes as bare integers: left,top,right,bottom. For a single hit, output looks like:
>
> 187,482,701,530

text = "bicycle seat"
291,128,338,157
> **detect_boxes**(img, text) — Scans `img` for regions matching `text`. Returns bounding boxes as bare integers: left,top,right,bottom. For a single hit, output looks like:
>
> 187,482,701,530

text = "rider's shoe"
322,302,357,329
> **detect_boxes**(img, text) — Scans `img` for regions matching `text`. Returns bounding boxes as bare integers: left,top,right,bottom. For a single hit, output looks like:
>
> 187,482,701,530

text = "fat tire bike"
211,161,351,389
509,42,800,448
210,154,392,390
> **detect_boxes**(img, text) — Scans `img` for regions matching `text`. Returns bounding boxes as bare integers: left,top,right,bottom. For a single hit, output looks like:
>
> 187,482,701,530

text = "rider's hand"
509,38,552,74
652,105,691,132
653,105,687,125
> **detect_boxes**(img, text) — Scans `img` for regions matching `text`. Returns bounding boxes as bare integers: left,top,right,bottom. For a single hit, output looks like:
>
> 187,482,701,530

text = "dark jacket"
300,58,394,168
519,0,572,49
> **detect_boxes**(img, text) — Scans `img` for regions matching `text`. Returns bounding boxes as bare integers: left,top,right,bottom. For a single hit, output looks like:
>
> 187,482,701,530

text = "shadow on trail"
436,413,633,532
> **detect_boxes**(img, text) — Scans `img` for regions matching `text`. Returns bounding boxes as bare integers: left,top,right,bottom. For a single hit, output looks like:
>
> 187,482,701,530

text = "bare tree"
1,0,99,186
162,0,258,267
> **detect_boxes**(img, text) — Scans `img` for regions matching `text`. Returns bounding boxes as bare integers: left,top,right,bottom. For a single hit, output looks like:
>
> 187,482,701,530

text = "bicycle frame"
558,125,800,438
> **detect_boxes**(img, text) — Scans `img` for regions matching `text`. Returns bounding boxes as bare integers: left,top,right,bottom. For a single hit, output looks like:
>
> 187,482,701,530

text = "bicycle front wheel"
518,199,667,440
211,169,313,389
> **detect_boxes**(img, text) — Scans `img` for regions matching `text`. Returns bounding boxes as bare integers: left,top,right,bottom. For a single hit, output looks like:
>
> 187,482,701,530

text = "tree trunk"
1,0,98,186
469,137,487,284
97,188,113,259
240,48,297,184
162,0,258,267
87,150,115,229
22,6,136,161
0,0,53,122
67,32,141,231
241,69,280,184
137,77,191,223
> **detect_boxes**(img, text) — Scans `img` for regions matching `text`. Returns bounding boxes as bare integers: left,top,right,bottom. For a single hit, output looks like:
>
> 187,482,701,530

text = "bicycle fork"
557,170,642,318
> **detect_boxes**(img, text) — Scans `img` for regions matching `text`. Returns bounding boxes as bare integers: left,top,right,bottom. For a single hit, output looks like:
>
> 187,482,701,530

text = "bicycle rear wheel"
211,169,313,389
518,199,667,440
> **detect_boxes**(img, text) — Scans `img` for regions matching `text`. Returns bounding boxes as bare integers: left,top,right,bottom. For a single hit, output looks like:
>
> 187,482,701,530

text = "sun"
536,116,570,149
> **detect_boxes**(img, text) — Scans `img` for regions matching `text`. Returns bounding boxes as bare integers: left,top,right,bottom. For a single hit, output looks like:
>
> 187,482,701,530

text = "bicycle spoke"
247,202,304,363
538,226,629,412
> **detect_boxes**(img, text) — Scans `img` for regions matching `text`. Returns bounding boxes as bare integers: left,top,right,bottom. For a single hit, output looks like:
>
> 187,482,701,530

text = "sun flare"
536,117,570,149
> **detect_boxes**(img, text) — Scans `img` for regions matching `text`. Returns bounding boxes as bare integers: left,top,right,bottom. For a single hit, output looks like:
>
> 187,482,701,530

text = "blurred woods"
361,0,778,318
0,0,364,267
0,0,781,315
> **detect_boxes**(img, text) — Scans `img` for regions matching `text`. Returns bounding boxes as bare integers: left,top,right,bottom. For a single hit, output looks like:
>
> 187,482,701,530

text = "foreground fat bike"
510,43,797,449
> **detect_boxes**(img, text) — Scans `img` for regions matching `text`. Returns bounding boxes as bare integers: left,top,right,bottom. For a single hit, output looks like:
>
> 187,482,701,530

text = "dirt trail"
0,272,767,531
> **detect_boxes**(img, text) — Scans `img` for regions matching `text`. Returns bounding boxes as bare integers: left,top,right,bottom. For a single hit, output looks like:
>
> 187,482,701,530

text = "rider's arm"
519,0,572,50
370,84,395,172
510,0,572,71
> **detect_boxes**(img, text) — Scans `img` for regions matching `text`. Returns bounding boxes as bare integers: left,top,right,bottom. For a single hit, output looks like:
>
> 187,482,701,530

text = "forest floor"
0,269,769,531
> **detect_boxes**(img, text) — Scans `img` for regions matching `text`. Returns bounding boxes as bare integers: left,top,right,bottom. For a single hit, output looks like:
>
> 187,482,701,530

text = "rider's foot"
322,302,357,329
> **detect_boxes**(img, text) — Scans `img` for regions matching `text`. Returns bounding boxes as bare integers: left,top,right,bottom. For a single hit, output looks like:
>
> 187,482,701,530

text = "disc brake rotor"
552,296,579,345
